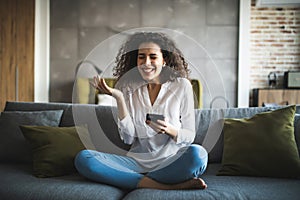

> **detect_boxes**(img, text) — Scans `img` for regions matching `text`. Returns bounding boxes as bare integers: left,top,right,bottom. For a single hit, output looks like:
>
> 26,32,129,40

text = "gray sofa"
0,101,299,200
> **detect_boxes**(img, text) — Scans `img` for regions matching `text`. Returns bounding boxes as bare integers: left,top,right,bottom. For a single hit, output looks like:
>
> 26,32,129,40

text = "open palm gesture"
90,75,123,100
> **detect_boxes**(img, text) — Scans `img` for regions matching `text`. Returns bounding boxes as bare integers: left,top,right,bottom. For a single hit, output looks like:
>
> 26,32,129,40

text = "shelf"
252,88,300,107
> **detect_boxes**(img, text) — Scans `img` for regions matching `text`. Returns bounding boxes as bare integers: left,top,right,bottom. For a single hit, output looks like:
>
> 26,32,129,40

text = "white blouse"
117,77,195,171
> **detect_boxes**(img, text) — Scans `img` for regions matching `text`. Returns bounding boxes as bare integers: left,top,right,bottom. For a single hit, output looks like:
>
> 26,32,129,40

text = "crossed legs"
75,144,208,190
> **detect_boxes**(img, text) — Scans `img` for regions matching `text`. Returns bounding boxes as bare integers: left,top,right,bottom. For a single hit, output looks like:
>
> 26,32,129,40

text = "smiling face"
137,42,165,83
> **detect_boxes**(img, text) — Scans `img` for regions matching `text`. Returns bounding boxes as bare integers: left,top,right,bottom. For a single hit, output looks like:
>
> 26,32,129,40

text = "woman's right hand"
91,75,128,120
90,75,123,100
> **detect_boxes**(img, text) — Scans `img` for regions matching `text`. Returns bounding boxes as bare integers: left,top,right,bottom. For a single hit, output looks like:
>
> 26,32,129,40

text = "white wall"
34,0,49,102
238,0,251,107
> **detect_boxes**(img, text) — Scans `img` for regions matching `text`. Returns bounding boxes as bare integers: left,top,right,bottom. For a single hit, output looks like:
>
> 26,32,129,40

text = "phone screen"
146,113,165,122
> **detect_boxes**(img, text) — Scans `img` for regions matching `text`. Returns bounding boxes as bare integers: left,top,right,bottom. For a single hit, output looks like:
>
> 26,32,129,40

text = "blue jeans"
74,144,208,190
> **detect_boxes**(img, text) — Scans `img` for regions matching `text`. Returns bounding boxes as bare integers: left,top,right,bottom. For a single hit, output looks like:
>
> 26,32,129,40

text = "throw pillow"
294,114,300,156
217,105,300,178
20,125,88,178
0,110,64,163
97,94,117,106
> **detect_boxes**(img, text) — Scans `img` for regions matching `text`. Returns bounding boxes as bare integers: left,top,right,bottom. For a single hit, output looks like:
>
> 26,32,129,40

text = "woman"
75,32,208,190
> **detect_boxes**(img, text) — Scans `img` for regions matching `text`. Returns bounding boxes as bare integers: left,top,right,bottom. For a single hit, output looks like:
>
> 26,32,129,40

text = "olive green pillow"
218,105,300,178
20,126,88,178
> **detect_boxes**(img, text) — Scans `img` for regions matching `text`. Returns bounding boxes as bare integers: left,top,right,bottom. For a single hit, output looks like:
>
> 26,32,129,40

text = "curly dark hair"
113,32,190,82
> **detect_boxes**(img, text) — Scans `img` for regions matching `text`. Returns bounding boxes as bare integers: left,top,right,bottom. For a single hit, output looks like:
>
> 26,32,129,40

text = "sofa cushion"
72,105,130,155
123,163,300,200
20,125,91,178
218,105,300,178
4,101,74,127
4,101,130,155
0,110,64,163
0,163,127,200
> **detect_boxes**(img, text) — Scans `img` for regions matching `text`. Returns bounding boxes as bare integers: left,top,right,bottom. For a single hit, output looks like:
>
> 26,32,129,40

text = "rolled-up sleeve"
176,80,196,145
118,113,136,145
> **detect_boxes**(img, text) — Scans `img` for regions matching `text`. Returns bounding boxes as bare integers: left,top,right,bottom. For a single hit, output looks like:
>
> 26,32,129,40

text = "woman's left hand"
146,119,178,140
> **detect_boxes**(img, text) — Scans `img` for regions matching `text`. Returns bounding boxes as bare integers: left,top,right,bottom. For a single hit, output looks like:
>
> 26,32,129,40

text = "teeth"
142,66,155,73
143,68,153,73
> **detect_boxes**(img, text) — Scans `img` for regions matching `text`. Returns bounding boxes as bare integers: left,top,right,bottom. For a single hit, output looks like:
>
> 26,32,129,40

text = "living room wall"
50,0,239,108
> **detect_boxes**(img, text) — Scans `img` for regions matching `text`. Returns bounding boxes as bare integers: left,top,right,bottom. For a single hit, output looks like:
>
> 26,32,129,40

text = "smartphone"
146,113,165,122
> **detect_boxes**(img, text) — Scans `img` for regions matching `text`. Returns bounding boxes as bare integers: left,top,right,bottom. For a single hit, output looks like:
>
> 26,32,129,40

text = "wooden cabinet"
0,0,35,111
252,88,300,107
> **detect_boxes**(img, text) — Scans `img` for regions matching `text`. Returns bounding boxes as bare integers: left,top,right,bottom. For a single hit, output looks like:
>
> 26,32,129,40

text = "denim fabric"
74,144,208,190
147,144,208,184
75,150,144,190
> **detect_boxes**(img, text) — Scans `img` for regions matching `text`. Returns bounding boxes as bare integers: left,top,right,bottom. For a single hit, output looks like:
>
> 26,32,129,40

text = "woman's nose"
145,56,151,65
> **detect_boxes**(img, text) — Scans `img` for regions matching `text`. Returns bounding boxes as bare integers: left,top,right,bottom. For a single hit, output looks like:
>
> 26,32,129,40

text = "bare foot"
179,178,207,190
138,177,207,190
